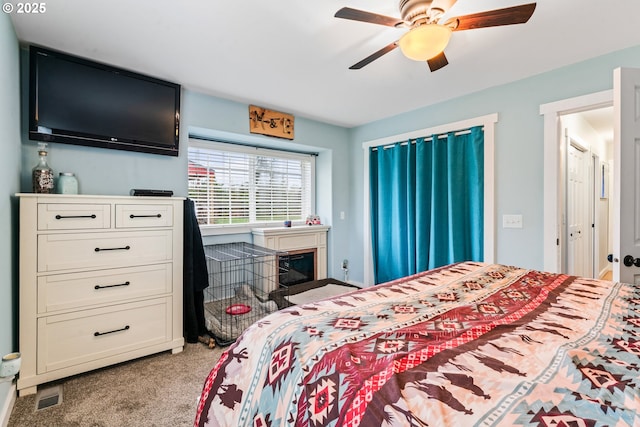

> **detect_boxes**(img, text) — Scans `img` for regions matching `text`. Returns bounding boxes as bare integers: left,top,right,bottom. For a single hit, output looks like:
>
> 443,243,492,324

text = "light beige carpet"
285,283,356,305
8,343,223,427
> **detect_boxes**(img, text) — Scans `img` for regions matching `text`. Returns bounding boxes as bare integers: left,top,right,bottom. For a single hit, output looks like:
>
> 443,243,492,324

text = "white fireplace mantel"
252,225,330,280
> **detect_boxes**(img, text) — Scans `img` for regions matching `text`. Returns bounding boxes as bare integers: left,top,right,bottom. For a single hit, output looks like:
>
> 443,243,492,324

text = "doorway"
562,118,612,279
543,69,640,284
541,90,614,279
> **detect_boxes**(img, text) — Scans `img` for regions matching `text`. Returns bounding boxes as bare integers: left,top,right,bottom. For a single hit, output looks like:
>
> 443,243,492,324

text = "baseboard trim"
1,383,16,427
348,280,365,288
599,267,612,280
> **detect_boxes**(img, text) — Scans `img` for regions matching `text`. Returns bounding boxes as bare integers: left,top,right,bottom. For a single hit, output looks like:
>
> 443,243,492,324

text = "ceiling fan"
335,0,536,72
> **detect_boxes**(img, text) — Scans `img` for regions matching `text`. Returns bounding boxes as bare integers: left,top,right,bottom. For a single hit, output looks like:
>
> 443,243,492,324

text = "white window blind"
188,140,314,227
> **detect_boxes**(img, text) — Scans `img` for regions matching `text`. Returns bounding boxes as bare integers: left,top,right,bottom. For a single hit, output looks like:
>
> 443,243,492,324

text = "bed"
194,262,640,426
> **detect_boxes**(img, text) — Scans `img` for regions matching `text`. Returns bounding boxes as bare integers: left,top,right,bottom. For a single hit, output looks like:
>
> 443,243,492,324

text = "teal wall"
0,12,21,407
347,45,640,283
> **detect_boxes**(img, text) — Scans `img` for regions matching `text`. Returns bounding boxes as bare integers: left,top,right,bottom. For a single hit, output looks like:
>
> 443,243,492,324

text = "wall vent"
35,385,63,410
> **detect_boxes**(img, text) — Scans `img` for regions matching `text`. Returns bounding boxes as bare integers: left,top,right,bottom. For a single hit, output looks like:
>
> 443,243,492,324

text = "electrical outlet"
342,259,348,269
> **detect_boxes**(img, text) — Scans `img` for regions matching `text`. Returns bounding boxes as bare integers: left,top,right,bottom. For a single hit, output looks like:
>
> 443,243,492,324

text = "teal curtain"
370,126,484,284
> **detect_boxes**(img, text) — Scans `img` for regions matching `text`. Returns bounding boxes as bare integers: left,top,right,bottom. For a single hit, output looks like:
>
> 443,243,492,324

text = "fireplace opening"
279,249,316,287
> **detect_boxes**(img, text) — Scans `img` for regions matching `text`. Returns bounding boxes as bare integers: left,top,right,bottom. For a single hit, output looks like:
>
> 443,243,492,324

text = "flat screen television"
29,46,181,156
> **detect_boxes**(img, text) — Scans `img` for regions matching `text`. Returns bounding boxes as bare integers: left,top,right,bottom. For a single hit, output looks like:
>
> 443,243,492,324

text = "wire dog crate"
203,242,287,346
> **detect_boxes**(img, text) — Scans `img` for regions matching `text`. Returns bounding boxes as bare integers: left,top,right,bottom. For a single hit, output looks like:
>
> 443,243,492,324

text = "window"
188,139,315,228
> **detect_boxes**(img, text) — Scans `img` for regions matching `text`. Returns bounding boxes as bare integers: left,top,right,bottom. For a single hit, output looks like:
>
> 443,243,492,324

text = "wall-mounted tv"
29,46,181,156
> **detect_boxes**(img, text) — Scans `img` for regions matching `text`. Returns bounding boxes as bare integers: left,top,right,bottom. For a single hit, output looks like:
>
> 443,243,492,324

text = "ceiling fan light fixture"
398,24,452,61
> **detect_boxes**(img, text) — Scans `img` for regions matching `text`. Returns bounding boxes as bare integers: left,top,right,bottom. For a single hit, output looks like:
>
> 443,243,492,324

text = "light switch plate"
503,214,523,229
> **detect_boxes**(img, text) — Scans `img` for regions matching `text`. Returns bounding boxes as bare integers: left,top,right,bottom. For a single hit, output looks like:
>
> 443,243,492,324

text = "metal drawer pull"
55,214,97,219
129,214,162,218
95,281,130,290
94,245,131,252
94,325,130,337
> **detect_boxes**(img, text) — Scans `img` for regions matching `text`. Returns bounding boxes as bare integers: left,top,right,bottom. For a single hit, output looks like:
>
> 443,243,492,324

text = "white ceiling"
9,0,640,128
580,107,614,145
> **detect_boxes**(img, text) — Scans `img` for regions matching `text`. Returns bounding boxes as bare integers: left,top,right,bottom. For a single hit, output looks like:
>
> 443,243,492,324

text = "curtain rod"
189,134,319,157
371,128,480,151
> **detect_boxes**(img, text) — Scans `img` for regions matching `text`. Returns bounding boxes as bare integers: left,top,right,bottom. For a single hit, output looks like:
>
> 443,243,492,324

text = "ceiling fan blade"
349,41,399,70
446,3,536,31
335,7,404,27
427,52,448,72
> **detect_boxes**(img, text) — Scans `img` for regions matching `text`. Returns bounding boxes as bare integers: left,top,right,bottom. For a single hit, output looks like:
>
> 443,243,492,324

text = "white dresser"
16,194,184,396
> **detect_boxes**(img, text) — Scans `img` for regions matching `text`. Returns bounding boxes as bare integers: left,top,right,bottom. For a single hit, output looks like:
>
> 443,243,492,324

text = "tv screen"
29,46,181,156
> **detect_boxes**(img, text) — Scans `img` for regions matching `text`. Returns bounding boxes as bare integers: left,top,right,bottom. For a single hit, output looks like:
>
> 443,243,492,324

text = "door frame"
540,90,612,273
590,151,601,278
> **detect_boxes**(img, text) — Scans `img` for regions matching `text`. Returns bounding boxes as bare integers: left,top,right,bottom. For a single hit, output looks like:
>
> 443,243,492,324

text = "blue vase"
57,172,78,194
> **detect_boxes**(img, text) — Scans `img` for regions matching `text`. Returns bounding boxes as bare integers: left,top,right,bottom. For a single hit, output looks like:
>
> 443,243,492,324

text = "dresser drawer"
38,203,111,230
37,264,173,313
37,230,173,272
37,298,171,373
115,204,173,228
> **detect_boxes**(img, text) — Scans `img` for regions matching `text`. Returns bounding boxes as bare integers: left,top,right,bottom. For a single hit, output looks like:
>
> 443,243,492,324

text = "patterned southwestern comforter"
194,262,640,426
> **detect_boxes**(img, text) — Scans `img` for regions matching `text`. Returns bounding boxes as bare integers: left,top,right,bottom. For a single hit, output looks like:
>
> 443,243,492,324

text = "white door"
566,141,589,277
613,68,640,283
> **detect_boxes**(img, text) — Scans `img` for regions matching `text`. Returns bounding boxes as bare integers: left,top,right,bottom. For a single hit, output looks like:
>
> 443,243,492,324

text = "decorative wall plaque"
249,105,294,140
